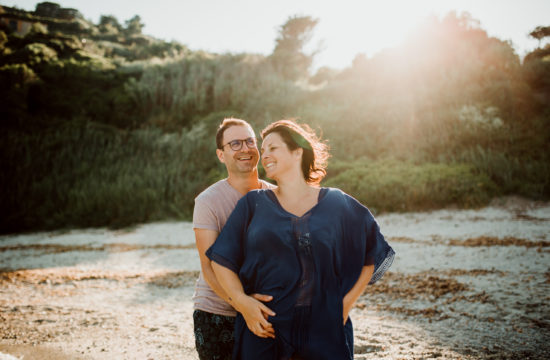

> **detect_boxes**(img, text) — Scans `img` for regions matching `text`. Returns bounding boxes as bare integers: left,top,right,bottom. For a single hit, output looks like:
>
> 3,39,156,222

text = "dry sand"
1,196,549,359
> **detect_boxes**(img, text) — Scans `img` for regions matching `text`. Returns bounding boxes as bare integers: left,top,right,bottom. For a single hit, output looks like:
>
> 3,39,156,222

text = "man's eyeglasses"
222,137,257,151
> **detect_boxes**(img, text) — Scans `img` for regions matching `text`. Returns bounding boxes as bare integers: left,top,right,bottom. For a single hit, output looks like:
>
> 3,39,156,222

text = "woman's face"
261,132,302,181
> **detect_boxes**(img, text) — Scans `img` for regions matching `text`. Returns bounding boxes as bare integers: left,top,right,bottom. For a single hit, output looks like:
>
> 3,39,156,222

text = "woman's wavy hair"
261,119,329,185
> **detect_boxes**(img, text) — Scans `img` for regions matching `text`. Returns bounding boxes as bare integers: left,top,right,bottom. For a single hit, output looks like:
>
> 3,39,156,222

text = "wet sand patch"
0,345,78,360
0,268,199,288
446,236,550,248
388,235,550,248
365,272,469,300
0,243,196,254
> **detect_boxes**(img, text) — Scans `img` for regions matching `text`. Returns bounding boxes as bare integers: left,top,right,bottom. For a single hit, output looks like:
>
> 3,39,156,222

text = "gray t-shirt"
192,178,274,316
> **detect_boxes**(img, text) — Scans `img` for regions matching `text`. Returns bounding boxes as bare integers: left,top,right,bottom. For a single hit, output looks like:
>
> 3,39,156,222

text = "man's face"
217,125,259,174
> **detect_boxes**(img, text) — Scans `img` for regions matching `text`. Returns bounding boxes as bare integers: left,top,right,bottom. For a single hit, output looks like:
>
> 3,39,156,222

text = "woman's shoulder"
322,187,373,216
322,187,354,202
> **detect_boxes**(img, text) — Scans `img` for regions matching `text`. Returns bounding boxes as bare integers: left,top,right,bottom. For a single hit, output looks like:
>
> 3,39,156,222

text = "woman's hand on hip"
343,294,353,325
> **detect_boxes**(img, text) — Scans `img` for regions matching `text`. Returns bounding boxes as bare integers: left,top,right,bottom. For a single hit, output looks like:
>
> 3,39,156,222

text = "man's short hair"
216,118,253,149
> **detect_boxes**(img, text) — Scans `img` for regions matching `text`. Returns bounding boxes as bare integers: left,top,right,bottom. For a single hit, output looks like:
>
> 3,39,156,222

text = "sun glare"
315,1,428,69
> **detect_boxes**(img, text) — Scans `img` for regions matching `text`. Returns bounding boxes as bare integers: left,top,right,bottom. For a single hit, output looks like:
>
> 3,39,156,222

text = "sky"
5,0,550,70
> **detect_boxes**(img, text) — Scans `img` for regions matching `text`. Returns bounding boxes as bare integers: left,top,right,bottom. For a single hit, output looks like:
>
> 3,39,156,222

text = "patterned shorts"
193,309,236,360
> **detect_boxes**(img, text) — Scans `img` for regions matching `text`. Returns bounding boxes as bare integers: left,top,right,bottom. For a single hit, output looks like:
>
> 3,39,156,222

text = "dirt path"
1,197,549,359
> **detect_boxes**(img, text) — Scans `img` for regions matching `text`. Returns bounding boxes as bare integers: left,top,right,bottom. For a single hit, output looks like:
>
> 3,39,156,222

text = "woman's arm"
211,261,276,339
195,229,273,305
195,229,233,303
343,264,374,324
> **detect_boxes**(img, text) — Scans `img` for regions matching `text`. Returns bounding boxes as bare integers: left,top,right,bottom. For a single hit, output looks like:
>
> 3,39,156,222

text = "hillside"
0,3,549,233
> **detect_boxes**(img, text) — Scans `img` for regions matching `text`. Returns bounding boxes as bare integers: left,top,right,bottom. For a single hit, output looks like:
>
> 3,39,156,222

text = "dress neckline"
266,188,328,218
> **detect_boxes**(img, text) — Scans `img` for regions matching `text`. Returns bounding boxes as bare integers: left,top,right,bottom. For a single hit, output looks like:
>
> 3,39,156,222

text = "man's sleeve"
192,196,219,231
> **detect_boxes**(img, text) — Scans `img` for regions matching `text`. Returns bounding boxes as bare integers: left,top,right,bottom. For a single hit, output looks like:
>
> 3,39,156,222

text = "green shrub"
324,159,497,213
456,146,550,198
0,63,38,126
0,114,236,233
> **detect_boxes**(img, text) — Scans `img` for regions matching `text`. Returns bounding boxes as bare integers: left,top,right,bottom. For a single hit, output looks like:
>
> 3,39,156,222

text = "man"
192,118,274,360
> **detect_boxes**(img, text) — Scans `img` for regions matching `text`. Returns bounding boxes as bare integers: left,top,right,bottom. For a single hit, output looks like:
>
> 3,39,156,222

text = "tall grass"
0,118,226,233
324,159,497,213
124,53,305,130
454,146,549,198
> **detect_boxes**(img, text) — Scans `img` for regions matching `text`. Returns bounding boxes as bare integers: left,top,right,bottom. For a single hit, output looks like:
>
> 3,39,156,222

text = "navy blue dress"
206,188,395,360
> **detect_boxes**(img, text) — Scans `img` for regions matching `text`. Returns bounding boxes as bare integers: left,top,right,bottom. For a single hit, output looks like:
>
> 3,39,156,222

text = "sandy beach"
1,196,549,359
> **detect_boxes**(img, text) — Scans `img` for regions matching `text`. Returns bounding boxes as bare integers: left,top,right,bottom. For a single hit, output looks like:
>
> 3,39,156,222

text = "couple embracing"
192,118,395,360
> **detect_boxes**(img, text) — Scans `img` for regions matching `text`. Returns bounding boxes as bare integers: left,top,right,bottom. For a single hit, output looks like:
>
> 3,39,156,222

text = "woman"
206,120,394,359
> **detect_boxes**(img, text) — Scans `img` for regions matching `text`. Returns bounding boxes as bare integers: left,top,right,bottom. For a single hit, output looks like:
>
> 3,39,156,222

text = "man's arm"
212,261,275,338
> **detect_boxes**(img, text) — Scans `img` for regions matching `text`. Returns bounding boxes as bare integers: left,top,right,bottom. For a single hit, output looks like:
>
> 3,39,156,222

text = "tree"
309,66,337,85
29,22,48,35
0,31,7,50
99,15,122,34
124,15,144,36
529,25,550,47
524,25,550,93
270,15,319,81
525,25,550,62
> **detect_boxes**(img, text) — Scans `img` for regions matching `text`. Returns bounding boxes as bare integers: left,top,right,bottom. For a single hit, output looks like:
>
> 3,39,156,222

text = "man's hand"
251,293,273,303
234,293,276,339
211,262,277,339
250,293,274,321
